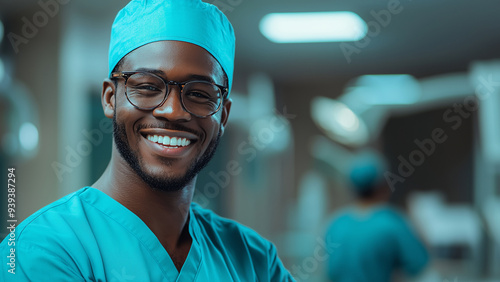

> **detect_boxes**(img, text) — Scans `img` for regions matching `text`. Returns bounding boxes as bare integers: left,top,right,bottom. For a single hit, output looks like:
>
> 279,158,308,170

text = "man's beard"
113,113,221,192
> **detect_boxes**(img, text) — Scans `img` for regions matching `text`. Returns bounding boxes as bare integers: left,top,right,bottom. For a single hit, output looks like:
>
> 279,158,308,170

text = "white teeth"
146,135,191,147
170,137,177,146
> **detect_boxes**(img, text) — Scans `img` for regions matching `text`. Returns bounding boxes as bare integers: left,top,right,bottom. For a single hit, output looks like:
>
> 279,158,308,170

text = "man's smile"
146,135,192,147
139,128,200,158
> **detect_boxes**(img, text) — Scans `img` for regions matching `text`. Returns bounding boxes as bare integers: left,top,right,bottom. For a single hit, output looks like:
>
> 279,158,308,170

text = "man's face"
110,41,230,192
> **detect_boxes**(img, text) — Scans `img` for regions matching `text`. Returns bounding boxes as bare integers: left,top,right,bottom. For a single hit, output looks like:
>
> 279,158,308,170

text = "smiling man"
0,0,294,281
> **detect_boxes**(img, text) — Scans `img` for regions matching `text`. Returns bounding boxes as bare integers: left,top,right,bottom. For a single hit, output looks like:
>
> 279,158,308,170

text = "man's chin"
138,169,196,192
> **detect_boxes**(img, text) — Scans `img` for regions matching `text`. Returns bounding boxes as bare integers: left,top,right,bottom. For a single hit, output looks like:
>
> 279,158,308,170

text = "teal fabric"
325,206,429,282
1,187,293,281
108,0,236,93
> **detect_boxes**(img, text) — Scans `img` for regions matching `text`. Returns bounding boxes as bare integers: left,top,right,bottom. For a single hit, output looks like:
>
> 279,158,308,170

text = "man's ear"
219,98,232,136
102,78,116,119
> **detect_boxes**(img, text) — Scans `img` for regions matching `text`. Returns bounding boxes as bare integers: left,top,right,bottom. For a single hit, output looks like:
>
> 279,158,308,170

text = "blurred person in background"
0,0,293,281
325,150,429,282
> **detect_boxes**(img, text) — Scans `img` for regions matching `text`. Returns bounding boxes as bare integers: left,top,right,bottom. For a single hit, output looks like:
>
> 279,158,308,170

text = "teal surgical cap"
348,150,388,192
108,0,236,93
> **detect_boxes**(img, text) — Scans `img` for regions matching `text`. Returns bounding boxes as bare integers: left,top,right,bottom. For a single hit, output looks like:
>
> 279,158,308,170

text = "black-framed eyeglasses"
110,71,228,118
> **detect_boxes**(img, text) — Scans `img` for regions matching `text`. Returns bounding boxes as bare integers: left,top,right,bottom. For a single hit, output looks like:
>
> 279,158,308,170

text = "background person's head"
348,149,389,201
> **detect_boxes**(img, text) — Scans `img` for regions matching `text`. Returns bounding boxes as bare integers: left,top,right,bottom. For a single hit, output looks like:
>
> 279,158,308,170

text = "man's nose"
152,86,192,121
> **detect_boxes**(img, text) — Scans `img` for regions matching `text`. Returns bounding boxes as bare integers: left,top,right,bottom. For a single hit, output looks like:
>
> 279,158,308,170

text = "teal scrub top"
325,205,429,282
1,187,294,281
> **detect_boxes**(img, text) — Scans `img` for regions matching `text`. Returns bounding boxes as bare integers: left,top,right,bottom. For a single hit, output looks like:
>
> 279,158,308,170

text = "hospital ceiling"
2,0,500,82
228,0,500,81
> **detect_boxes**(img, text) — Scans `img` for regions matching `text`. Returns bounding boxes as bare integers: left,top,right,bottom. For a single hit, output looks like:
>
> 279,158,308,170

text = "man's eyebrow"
135,68,165,76
189,74,217,84
133,68,219,85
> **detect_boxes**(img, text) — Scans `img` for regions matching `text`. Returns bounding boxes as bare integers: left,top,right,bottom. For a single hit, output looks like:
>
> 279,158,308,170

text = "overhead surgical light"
311,73,480,148
311,97,369,146
311,75,421,147
259,12,367,43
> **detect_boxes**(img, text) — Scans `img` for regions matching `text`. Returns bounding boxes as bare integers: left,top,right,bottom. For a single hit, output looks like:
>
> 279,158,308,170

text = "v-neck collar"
80,187,203,281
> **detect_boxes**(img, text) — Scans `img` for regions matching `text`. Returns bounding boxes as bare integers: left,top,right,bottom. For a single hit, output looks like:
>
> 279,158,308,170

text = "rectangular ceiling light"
260,12,367,43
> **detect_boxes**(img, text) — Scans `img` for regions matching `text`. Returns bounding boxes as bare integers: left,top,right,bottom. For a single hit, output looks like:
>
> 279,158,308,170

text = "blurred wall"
2,6,62,223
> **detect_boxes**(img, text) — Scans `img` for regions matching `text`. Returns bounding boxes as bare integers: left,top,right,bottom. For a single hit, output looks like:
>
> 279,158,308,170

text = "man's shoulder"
191,203,273,250
1,187,92,247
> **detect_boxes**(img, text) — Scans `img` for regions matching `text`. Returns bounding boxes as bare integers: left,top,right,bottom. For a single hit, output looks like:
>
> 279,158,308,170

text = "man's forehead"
121,41,225,84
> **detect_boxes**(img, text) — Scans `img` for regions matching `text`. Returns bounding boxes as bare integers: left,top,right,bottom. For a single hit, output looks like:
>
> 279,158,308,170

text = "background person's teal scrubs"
1,187,293,281
325,205,429,282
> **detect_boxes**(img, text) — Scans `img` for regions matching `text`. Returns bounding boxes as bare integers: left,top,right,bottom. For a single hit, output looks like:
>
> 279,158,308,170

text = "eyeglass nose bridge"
155,81,188,111
166,81,186,94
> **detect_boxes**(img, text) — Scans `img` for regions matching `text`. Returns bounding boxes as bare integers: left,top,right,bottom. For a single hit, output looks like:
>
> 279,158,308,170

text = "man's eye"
186,91,210,99
135,84,161,92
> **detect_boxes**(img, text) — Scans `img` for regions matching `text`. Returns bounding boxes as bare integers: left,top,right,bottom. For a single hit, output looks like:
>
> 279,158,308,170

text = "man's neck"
356,187,390,208
92,151,195,269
